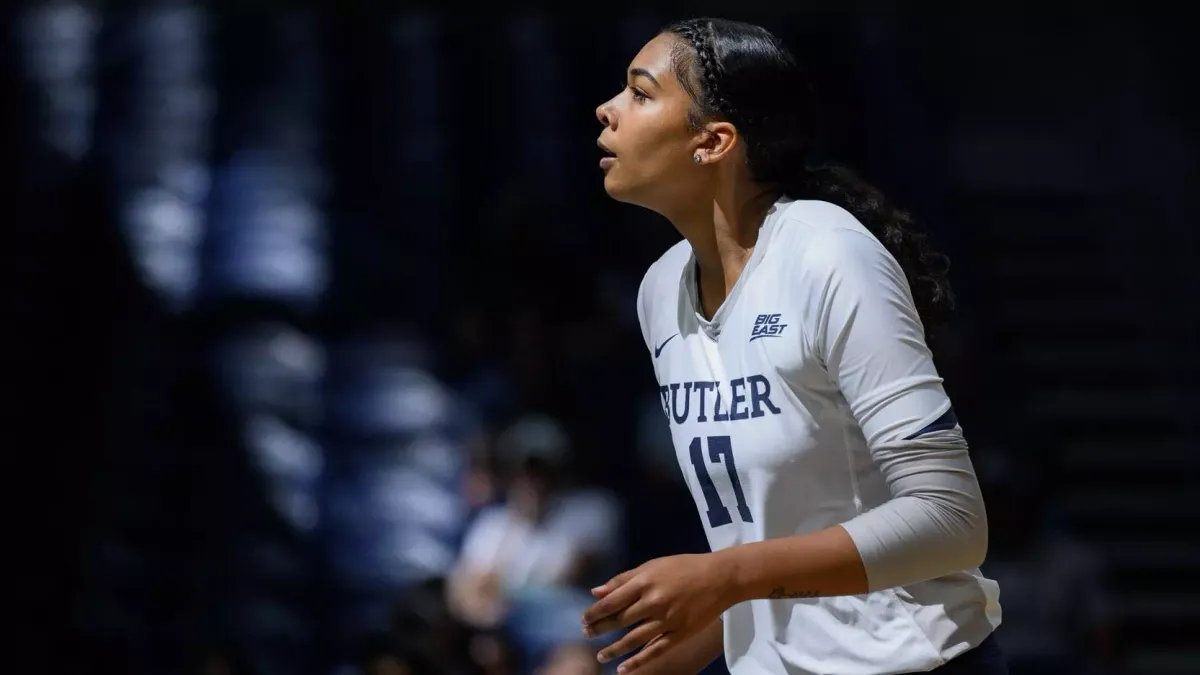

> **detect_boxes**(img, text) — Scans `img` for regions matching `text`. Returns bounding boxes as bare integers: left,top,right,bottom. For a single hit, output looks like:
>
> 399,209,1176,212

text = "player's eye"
619,81,648,103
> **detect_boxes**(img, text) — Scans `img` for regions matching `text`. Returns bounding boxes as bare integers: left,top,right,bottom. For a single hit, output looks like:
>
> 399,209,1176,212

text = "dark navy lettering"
748,374,782,418
712,386,729,422
689,437,731,527
690,435,754,527
750,313,787,341
656,375,783,426
693,381,716,422
670,382,692,424
728,378,749,421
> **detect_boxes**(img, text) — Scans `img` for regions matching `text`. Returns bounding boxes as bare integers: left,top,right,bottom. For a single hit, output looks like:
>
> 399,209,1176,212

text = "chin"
601,174,623,199
602,175,640,205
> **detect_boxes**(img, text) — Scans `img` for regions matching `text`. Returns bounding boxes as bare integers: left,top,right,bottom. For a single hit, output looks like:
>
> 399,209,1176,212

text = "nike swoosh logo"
654,334,678,358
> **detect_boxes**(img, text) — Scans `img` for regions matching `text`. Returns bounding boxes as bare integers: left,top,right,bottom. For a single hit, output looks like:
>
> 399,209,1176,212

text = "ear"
693,121,738,165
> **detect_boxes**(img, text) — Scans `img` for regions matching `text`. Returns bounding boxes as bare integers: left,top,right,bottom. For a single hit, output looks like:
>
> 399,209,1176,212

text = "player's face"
595,34,706,210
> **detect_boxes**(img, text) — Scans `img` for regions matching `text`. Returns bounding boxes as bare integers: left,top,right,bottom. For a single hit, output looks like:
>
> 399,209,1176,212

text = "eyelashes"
619,82,648,103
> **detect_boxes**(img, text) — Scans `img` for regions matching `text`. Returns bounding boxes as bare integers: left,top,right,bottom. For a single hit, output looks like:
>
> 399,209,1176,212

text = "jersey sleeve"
794,225,988,591
796,226,948,446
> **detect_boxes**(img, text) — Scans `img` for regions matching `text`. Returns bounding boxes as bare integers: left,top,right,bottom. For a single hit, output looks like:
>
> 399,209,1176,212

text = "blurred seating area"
7,5,1197,675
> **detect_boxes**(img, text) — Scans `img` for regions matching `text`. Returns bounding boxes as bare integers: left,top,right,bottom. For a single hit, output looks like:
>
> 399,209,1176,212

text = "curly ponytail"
664,18,955,331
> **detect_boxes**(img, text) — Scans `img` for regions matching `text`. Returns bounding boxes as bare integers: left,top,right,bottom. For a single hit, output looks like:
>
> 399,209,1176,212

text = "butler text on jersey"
657,375,783,424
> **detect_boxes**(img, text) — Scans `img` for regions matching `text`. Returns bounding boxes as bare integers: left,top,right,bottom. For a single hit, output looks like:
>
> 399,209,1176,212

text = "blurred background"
7,4,1198,675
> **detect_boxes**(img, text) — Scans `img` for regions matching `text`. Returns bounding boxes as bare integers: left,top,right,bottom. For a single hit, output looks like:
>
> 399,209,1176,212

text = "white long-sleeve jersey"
636,198,1001,675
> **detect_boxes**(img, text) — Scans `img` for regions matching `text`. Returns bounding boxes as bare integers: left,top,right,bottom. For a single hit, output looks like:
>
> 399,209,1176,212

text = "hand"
581,553,733,673
450,570,507,628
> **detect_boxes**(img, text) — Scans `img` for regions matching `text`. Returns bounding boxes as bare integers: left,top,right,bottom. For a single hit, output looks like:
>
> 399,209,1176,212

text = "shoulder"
772,200,901,288
635,238,691,347
465,505,512,537
775,200,889,267
459,505,516,560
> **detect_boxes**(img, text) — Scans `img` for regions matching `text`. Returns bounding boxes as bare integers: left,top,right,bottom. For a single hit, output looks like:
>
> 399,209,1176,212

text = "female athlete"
583,18,1006,675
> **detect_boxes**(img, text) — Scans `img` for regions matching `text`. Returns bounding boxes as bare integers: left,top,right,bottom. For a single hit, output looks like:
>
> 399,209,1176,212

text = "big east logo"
750,313,787,341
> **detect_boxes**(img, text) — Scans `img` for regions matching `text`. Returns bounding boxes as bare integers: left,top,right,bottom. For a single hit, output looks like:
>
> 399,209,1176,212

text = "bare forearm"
631,617,724,675
718,525,869,602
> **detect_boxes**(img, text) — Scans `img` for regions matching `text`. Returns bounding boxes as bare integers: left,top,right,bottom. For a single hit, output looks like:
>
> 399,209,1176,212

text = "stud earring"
693,154,702,164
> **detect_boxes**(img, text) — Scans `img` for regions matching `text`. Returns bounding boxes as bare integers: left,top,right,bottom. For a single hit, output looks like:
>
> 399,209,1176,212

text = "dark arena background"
6,4,1197,675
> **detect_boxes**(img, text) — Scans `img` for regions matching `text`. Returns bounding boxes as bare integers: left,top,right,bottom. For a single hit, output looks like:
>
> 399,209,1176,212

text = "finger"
618,633,676,675
582,578,641,628
584,597,652,638
591,568,638,597
596,620,665,665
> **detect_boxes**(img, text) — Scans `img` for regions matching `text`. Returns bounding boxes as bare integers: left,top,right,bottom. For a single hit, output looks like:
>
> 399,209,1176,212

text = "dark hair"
663,18,954,331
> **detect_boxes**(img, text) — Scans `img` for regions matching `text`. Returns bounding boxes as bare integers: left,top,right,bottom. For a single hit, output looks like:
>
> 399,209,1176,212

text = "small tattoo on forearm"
767,587,820,599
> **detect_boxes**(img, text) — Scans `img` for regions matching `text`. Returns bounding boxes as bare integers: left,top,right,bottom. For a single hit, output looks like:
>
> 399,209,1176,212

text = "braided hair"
663,18,955,332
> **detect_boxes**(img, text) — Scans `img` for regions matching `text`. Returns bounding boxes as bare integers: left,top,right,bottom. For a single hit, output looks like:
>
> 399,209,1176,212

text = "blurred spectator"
448,415,620,664
10,10,1196,675
450,416,618,621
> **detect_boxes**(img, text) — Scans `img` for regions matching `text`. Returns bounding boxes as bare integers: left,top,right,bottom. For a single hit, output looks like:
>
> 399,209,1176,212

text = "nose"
596,100,615,128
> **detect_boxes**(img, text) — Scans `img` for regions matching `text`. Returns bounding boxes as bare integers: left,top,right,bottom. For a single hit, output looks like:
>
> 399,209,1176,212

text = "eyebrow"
628,67,660,88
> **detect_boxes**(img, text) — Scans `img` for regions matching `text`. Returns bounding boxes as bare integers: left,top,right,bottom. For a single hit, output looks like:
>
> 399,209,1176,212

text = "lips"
597,139,616,171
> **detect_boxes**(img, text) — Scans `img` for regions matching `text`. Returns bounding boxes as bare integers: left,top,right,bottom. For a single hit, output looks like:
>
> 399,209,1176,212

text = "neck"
666,179,779,317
